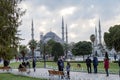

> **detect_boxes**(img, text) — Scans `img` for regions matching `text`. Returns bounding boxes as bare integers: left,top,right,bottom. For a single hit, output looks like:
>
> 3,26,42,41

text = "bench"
18,68,27,72
48,70,65,79
0,66,12,71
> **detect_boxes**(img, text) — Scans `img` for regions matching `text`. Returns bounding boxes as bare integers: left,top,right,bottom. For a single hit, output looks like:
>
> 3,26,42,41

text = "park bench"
0,66,12,71
48,70,66,79
18,67,27,72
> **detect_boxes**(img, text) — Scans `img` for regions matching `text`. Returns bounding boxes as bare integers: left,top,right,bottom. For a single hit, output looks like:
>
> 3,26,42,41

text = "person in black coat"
18,63,24,69
57,57,64,71
118,58,120,76
57,57,64,79
22,62,26,67
57,58,61,71
93,56,98,73
32,59,36,72
4,60,9,67
86,57,92,73
118,59,120,67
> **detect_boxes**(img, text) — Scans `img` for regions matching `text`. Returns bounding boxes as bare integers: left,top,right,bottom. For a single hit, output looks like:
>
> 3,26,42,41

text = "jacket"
104,58,109,69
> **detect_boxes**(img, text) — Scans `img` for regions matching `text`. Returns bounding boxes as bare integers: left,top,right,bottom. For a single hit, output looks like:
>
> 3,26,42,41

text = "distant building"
40,17,68,44
38,17,69,57
42,31,64,44
93,19,116,57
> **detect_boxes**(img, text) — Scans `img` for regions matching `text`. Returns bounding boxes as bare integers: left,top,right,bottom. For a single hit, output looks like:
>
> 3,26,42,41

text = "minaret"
95,26,97,46
62,16,64,42
40,32,43,41
66,24,68,44
31,19,34,40
98,19,102,45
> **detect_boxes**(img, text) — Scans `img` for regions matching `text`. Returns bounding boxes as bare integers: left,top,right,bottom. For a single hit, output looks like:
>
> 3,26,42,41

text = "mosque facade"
40,17,68,44
93,20,116,57
41,31,64,44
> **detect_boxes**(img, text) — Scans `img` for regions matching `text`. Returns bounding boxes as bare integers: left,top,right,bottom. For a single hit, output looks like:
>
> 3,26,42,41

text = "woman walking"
104,52,109,77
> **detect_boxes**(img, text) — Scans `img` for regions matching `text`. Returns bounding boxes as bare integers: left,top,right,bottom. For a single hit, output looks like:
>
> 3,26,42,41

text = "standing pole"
90,34,95,56
43,43,46,68
31,19,34,58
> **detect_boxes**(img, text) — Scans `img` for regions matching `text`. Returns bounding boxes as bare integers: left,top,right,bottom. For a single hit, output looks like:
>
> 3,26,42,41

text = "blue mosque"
31,17,116,58
40,17,68,44
31,17,70,57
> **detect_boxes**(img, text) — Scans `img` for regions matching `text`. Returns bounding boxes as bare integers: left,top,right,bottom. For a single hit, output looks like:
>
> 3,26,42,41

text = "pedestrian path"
0,68,119,80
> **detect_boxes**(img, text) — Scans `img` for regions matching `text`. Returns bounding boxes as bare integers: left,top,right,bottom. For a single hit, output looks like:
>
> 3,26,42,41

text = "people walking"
66,62,71,79
93,56,98,73
86,56,92,73
104,52,109,77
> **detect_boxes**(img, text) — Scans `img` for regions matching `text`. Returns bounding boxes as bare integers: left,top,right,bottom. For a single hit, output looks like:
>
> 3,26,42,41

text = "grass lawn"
40,61,119,74
1,61,119,74
0,73,47,80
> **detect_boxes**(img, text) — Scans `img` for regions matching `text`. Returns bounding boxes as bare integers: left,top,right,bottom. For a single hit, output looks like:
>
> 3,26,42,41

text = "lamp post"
43,43,46,68
65,43,68,59
40,33,46,68
90,34,95,56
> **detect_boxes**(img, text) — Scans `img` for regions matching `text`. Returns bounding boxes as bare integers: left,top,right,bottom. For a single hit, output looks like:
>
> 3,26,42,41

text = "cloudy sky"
18,0,120,45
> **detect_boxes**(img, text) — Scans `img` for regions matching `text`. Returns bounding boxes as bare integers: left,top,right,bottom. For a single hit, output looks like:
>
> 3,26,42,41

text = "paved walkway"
0,68,119,80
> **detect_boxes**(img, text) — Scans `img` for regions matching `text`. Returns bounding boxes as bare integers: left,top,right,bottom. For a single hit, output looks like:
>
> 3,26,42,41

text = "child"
66,62,70,79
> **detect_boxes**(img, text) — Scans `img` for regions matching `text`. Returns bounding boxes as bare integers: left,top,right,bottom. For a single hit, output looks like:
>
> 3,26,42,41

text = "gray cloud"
19,0,120,44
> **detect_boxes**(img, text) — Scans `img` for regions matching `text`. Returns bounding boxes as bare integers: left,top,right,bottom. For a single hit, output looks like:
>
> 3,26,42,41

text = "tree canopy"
104,25,120,52
45,39,56,55
28,39,37,57
0,0,25,60
90,34,95,43
51,42,64,61
19,45,28,62
72,41,92,56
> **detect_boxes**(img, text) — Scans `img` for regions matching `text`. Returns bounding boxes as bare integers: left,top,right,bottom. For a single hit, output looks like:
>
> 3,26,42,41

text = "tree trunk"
32,48,34,59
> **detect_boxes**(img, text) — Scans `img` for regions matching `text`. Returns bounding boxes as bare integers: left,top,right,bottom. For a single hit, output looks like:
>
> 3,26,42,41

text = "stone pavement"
0,68,119,80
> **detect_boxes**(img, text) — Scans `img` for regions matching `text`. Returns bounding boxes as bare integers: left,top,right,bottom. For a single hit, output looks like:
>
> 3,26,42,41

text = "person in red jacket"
104,52,109,77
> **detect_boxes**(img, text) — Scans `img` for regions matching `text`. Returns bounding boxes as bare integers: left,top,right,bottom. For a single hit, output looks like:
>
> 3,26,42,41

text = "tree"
72,41,92,60
104,25,120,52
28,39,37,58
90,34,95,43
46,39,56,55
52,42,64,61
19,45,28,62
0,0,25,63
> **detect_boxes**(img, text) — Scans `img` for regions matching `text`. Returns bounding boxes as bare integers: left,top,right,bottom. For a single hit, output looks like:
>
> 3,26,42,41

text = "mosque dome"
43,31,64,44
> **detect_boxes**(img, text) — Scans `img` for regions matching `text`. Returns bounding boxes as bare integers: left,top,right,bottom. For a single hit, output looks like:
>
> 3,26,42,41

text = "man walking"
32,58,36,72
93,56,98,73
86,57,92,73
